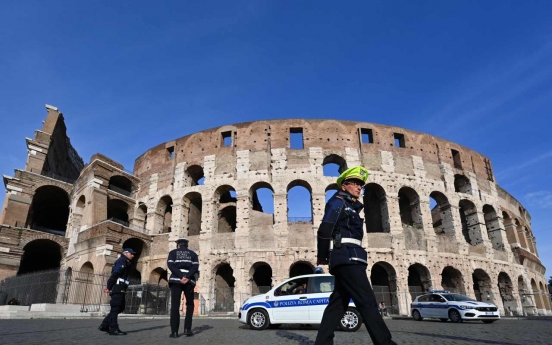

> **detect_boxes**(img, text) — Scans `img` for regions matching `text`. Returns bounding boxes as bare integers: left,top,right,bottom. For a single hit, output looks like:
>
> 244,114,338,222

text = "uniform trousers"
100,293,125,330
170,282,195,333
315,264,396,345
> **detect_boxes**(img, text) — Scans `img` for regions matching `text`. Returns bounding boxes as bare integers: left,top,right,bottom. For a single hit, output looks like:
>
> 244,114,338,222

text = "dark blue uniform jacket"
107,255,130,294
167,247,199,286
317,191,368,273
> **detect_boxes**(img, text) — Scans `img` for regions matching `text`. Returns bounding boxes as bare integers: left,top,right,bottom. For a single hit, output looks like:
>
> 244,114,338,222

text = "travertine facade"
1,105,550,316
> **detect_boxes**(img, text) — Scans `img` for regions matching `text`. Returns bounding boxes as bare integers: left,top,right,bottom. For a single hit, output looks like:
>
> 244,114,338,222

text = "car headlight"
459,305,474,310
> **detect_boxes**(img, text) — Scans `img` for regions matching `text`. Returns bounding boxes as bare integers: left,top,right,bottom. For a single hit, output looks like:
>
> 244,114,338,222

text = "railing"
13,222,65,236
107,217,130,227
108,184,132,197
288,217,313,223
0,269,170,315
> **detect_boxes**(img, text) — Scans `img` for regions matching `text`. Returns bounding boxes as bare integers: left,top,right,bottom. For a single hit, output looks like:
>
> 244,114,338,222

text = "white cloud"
524,191,552,209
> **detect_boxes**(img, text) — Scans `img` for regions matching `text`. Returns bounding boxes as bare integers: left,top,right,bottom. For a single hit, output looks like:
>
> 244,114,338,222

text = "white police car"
238,273,362,331
410,290,500,323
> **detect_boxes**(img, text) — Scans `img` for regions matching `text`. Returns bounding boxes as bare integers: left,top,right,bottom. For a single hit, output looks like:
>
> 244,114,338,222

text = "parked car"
410,290,500,323
238,273,362,331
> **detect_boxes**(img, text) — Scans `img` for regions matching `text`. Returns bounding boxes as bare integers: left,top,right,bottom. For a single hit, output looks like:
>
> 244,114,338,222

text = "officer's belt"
330,238,362,249
117,278,130,285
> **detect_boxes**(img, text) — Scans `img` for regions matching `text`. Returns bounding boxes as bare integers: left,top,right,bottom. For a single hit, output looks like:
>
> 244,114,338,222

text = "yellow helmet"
336,166,369,187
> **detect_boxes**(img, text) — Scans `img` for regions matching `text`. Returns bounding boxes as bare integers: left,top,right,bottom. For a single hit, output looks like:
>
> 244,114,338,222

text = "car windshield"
442,294,475,302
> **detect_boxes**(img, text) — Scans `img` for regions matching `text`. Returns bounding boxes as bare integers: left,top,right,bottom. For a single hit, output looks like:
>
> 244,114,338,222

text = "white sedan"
238,273,362,331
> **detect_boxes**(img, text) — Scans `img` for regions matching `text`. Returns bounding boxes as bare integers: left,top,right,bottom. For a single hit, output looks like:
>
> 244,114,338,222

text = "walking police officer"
315,167,397,345
167,238,199,338
98,248,136,335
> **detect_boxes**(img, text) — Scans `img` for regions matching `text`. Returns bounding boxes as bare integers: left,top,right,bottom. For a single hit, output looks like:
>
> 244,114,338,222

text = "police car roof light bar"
428,289,450,294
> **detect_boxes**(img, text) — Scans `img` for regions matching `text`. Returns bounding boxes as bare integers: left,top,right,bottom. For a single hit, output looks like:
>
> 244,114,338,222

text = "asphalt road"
0,318,549,345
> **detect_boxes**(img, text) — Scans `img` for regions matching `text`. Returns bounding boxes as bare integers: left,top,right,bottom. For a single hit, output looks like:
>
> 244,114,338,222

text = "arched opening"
518,276,533,314
122,238,146,284
322,154,347,177
186,165,205,186
325,184,338,203
287,180,313,224
408,264,432,300
398,187,423,229
289,261,314,278
156,196,173,233
429,192,454,235
135,203,148,230
215,185,237,233
454,174,472,194
17,239,62,275
503,211,516,245
108,175,133,196
363,183,390,233
371,262,398,315
515,220,528,249
531,279,544,312
250,262,273,295
472,269,493,303
441,266,465,294
26,185,70,234
249,182,274,228
458,199,482,245
214,263,236,312
107,198,129,225
539,281,551,311
483,205,504,251
498,272,517,315
183,192,202,236
73,195,86,228
149,267,168,287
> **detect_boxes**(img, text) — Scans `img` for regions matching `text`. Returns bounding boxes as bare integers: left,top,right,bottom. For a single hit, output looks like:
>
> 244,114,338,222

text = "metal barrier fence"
0,269,170,315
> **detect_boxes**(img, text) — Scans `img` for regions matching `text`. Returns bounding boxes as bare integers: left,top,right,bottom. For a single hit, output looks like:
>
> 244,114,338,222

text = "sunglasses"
343,180,364,187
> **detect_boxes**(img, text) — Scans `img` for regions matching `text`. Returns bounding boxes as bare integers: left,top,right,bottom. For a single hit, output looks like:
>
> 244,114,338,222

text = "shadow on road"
395,330,524,345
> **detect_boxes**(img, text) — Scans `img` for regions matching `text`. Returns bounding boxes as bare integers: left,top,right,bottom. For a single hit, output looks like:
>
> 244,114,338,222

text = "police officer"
167,238,199,338
98,248,135,335
315,167,397,345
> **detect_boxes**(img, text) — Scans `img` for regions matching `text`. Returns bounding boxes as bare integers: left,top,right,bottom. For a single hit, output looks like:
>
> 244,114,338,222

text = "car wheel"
339,308,363,332
248,309,269,330
482,320,496,324
412,310,423,321
448,309,462,323
440,318,448,322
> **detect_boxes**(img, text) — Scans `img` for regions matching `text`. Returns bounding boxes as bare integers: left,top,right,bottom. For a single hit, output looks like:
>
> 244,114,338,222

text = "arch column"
234,195,249,250
419,199,437,251
170,201,184,241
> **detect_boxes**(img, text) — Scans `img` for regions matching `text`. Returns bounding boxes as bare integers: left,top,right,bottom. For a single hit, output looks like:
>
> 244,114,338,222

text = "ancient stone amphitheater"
1,105,550,316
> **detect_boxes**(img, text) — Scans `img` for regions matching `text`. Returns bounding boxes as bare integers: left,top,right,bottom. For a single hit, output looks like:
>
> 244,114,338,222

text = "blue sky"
1,1,551,275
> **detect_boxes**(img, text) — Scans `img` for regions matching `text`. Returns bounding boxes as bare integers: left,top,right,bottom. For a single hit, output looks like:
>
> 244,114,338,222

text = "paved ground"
0,318,550,345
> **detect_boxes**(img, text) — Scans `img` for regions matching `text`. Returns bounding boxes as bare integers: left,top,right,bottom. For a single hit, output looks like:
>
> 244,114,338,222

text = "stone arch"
26,185,70,234
498,272,517,314
107,198,130,224
149,267,168,287
287,180,313,223
155,195,173,233
429,191,454,235
249,181,274,214
249,262,273,295
398,186,423,229
80,261,94,274
322,154,347,176
441,266,465,294
502,211,516,245
363,183,390,233
515,219,528,249
531,279,544,311
213,262,236,312
215,185,237,233
458,199,482,245
17,239,63,275
122,237,146,283
75,195,86,214
186,164,205,186
539,281,551,311
135,203,148,230
472,268,494,303
408,263,432,299
108,175,133,196
483,205,504,251
454,174,472,194
289,261,314,278
183,192,203,236
371,262,398,314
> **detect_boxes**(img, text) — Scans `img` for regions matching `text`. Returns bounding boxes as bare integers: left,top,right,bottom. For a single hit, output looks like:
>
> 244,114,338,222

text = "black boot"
169,332,179,338
108,329,127,335
183,329,193,337
98,325,109,332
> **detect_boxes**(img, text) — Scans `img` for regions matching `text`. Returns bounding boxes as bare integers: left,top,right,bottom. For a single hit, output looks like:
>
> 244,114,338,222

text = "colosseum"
0,105,550,317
